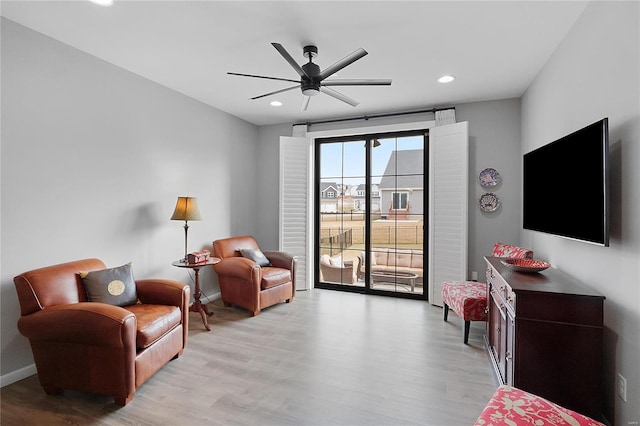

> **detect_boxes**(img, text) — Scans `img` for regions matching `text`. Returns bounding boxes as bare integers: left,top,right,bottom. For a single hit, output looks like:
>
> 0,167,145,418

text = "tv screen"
523,118,609,246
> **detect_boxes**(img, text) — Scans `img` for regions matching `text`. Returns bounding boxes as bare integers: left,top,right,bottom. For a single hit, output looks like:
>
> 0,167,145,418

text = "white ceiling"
1,0,588,126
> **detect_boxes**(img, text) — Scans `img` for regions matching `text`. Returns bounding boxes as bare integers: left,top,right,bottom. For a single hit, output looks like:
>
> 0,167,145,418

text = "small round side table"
172,257,220,331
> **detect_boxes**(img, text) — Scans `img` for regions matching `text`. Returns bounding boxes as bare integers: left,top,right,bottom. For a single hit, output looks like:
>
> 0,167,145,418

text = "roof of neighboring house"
320,182,338,192
355,184,378,190
378,149,424,189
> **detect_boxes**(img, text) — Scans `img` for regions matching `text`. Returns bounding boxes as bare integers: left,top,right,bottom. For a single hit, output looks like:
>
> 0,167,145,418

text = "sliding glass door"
317,139,366,290
316,131,427,300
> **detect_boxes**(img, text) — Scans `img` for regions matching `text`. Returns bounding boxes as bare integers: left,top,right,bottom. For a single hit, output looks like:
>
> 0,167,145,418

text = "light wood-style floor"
1,290,497,425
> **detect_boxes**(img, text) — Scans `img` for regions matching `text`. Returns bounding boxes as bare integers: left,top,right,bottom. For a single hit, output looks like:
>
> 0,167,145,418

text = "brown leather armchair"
13,258,190,406
212,236,296,316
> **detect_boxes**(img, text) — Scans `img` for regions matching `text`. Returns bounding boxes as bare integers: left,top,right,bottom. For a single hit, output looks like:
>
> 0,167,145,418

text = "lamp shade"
170,197,202,221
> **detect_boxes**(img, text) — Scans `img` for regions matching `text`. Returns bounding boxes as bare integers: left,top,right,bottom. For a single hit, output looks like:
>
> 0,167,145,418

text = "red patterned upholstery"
475,385,605,426
491,242,533,259
442,281,487,321
441,242,532,343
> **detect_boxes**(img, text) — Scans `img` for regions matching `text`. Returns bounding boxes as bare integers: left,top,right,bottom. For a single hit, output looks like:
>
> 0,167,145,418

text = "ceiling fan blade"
318,48,368,81
251,85,300,100
228,72,300,84
271,43,309,78
322,79,392,86
320,86,359,107
301,95,311,111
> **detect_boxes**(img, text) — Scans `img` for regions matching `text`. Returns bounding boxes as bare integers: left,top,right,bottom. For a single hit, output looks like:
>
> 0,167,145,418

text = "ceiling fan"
228,43,392,111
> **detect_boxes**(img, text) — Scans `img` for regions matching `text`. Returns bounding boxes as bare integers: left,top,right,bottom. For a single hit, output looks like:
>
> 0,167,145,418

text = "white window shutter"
279,136,310,290
428,121,469,306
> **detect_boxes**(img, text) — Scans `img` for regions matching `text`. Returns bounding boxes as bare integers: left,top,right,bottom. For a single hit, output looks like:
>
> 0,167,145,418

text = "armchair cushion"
80,262,138,307
261,267,292,290
329,255,343,267
124,304,181,349
239,248,271,266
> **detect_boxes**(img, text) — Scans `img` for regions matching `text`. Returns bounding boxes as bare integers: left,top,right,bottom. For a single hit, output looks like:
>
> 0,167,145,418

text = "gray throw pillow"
239,248,271,266
80,262,138,306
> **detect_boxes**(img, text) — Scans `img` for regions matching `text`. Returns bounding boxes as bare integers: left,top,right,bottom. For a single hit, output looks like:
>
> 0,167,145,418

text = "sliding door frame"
314,129,428,300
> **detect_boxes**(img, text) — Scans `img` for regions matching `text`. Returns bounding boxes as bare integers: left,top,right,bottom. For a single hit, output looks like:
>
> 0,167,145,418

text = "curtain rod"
292,106,455,127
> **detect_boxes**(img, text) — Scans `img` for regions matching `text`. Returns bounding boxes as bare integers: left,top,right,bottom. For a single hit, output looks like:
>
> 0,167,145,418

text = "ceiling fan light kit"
228,42,391,110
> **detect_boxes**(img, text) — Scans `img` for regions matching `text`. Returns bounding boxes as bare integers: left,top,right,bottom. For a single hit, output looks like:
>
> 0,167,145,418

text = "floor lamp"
171,196,202,263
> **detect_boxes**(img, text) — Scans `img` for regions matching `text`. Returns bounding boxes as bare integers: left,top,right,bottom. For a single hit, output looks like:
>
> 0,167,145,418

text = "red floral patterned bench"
475,385,605,426
441,242,533,343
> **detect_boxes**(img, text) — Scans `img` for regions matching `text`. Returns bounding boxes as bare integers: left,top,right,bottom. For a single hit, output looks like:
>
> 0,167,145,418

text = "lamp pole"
182,220,190,263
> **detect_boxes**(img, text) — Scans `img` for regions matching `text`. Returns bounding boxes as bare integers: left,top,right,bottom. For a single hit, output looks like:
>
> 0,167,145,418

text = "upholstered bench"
442,242,532,343
442,280,487,343
475,385,605,426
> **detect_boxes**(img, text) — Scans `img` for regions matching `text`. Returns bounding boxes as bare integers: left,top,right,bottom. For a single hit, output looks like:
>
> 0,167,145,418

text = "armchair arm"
348,256,360,275
213,257,260,282
136,279,190,309
136,279,190,349
263,251,297,270
17,303,136,347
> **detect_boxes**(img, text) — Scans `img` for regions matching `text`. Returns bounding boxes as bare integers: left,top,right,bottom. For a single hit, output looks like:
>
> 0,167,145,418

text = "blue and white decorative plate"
479,168,502,187
479,193,500,212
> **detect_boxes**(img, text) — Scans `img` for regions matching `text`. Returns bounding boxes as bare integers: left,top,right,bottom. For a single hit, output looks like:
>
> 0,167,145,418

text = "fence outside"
320,222,423,255
319,228,353,256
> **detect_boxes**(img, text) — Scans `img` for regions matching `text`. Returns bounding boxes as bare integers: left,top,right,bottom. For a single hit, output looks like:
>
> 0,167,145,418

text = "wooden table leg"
189,267,213,331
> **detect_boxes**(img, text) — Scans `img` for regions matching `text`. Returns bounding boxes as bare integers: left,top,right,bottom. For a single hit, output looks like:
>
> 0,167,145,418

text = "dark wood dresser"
484,256,605,420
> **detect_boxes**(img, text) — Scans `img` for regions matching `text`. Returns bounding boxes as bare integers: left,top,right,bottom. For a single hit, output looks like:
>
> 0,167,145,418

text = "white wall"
1,19,259,379
456,99,522,276
256,123,292,248
521,2,640,424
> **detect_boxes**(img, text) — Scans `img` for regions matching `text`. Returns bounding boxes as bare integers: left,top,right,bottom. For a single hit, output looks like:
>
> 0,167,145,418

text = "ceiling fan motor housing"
301,61,321,96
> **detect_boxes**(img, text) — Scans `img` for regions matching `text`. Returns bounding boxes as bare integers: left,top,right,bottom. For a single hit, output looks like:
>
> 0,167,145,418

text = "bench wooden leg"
443,303,449,321
464,320,470,344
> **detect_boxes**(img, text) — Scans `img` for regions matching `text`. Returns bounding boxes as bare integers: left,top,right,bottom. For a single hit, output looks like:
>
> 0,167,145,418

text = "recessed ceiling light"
438,75,455,83
89,0,114,6
270,101,283,107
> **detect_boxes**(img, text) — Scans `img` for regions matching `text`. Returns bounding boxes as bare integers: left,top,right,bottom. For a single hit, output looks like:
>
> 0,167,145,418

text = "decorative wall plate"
501,258,551,273
479,168,502,187
479,193,500,212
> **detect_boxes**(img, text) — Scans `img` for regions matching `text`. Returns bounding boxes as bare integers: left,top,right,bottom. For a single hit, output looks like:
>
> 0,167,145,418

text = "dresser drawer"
487,263,513,309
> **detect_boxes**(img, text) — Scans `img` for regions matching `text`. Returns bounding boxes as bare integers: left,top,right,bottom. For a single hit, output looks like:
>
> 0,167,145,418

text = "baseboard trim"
1,363,36,388
201,292,220,305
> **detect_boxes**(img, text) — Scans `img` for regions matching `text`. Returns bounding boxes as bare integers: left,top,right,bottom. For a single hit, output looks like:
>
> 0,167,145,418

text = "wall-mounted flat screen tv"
523,118,609,246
